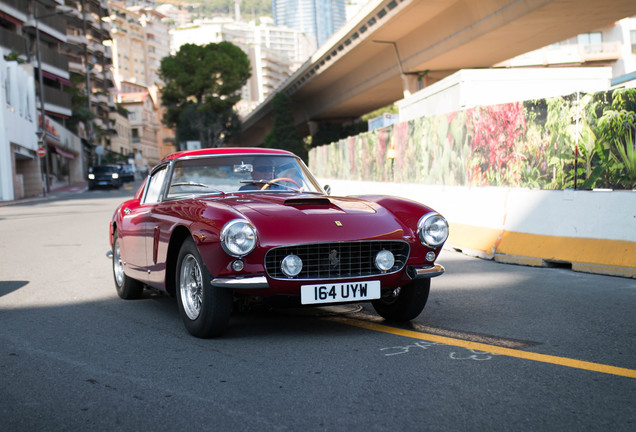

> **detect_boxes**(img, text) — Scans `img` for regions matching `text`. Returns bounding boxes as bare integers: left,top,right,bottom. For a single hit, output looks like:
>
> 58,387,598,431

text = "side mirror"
324,185,331,195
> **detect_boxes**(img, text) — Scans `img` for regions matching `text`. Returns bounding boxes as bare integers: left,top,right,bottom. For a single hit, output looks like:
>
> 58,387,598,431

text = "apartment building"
272,0,346,49
63,0,117,146
0,0,116,201
107,1,173,162
496,16,636,85
117,81,159,167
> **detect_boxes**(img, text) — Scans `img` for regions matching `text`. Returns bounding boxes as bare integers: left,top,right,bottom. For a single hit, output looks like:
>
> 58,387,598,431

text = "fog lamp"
375,249,395,272
281,254,302,277
426,251,436,262
232,260,244,272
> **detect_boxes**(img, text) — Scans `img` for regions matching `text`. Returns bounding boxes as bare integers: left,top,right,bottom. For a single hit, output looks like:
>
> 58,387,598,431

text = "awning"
41,71,74,87
52,145,76,159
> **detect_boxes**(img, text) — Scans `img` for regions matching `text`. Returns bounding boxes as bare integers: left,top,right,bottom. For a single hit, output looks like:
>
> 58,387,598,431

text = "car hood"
214,194,407,246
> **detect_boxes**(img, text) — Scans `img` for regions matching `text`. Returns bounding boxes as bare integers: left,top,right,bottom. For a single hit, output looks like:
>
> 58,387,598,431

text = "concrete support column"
401,74,421,98
307,120,320,136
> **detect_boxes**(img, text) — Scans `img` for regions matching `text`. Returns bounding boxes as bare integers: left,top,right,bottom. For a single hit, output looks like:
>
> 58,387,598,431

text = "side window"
143,166,168,204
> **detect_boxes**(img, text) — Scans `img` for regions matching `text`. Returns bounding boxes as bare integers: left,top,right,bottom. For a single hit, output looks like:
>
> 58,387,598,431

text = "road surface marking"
327,316,636,379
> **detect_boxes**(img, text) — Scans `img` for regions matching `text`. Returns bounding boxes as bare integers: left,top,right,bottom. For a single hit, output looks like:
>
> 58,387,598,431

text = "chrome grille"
265,241,410,280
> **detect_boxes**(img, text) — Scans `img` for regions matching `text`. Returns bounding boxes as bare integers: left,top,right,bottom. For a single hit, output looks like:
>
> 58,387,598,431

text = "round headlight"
375,249,395,272
281,254,303,277
417,213,449,247
220,219,257,257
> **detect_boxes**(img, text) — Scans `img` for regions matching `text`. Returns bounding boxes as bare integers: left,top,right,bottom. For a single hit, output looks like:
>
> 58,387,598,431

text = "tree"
265,92,307,161
160,42,250,148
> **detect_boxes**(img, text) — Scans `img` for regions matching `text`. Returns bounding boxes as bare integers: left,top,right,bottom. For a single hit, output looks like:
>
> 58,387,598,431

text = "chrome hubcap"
114,241,124,287
180,254,203,320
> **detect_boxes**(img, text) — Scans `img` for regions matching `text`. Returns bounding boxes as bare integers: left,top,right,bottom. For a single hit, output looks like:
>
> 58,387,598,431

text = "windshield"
92,166,118,174
166,154,324,198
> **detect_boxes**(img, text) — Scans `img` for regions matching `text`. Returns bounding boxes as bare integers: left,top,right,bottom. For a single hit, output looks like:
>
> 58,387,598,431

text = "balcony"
39,45,70,78
43,86,72,114
66,34,88,48
0,27,27,56
580,41,621,62
0,0,28,16
24,5,68,42
68,60,84,74
89,43,105,56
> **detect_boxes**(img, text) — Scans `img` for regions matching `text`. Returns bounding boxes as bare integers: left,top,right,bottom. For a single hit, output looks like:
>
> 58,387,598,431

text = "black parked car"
88,165,122,190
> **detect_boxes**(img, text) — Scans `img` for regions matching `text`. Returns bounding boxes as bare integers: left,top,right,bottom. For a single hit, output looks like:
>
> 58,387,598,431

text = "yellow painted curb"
448,222,636,278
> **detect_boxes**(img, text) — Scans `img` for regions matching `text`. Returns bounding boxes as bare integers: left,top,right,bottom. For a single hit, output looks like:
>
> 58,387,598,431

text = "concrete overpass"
237,0,636,146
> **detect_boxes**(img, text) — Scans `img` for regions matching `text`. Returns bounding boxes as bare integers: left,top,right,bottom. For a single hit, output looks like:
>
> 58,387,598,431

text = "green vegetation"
159,42,251,148
309,88,636,190
264,93,307,162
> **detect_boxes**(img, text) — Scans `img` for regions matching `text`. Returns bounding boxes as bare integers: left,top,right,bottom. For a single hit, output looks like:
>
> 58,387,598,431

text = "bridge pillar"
401,74,420,98
307,120,320,136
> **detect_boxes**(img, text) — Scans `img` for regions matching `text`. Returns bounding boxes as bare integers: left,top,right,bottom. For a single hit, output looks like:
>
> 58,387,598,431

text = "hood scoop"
284,197,331,206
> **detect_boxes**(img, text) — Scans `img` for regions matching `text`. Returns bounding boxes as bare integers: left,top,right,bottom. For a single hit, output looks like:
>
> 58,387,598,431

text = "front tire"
113,230,144,299
176,237,232,338
372,279,431,322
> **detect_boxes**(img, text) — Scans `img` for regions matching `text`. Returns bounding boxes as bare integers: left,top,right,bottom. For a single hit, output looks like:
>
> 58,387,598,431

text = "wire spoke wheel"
114,240,125,287
176,237,233,338
112,229,143,299
180,254,204,320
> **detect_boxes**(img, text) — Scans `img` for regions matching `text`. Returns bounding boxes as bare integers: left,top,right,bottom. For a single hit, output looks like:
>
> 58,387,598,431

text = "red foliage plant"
468,102,527,185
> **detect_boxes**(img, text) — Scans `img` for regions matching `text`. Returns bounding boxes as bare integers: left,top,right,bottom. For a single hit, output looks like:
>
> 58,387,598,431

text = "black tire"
112,230,144,299
372,278,431,322
175,237,232,338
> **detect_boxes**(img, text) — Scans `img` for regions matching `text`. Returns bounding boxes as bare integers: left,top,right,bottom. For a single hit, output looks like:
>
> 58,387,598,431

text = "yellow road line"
327,316,636,379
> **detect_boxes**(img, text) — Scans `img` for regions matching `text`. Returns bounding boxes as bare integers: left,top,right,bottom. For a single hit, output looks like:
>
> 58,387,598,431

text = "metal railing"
43,86,72,110
39,45,69,71
1,0,28,14
0,27,27,55
32,4,67,35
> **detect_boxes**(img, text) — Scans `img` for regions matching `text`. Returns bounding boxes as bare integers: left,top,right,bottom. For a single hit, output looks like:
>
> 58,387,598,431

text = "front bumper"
210,263,445,290
211,276,269,289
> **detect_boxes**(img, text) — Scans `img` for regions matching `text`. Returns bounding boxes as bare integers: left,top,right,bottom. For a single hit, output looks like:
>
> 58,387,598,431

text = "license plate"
300,281,381,305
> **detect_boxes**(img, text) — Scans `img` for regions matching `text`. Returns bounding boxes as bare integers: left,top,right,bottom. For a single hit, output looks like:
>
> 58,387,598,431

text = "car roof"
161,147,294,162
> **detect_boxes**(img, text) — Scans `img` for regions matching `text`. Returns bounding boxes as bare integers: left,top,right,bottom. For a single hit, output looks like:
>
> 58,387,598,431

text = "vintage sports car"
110,148,448,337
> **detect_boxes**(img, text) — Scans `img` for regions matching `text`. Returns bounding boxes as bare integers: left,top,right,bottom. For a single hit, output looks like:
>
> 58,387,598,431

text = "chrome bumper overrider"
211,276,269,289
408,264,445,279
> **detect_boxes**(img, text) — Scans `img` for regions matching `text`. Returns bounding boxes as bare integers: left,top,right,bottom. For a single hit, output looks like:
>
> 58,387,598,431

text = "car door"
119,165,169,284
140,165,169,288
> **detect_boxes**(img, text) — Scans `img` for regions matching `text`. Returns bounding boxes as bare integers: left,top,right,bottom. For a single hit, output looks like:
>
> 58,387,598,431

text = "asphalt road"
1,184,635,431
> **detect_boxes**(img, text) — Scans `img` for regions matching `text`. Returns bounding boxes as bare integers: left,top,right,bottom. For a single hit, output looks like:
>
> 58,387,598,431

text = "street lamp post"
32,7,73,196
34,15,49,196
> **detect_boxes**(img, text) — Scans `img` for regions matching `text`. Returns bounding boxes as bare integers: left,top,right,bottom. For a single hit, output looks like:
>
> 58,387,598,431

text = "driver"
251,158,276,181
238,157,277,191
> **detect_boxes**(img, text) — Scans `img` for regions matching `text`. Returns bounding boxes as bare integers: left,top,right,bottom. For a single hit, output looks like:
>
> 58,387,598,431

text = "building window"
577,32,602,53
132,128,140,143
631,30,636,54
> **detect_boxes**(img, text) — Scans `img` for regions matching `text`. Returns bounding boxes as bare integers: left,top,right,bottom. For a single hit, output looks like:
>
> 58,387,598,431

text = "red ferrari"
110,148,448,337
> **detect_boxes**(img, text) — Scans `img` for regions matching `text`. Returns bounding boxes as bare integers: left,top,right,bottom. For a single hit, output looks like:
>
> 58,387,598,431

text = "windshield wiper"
170,182,226,195
239,180,299,192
